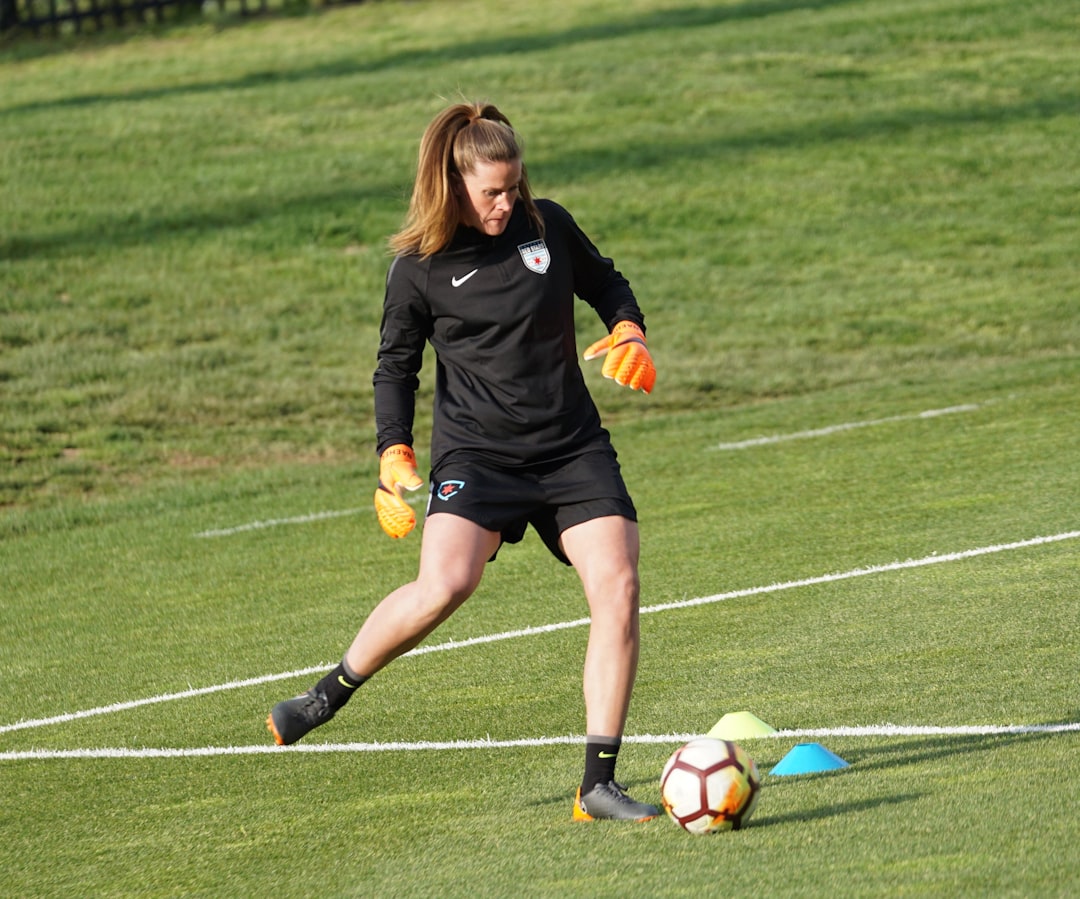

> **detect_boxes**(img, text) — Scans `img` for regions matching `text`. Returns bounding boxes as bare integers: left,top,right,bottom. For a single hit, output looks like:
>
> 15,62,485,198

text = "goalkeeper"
268,101,658,822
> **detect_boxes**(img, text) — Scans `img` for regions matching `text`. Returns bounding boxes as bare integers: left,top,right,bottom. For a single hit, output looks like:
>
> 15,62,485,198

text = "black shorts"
426,449,637,565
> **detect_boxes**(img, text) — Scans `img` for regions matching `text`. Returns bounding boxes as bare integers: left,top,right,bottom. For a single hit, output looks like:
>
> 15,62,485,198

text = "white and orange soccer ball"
660,738,761,834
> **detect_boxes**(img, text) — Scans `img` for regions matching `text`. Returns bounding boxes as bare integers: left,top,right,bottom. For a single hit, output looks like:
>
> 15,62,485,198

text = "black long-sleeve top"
373,198,645,469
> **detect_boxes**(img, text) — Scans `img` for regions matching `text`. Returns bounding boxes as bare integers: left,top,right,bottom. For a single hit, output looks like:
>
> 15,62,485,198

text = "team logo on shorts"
518,240,550,274
436,479,466,501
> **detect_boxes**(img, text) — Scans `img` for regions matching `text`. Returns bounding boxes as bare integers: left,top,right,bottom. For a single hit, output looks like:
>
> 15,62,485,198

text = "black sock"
316,660,368,712
581,735,621,795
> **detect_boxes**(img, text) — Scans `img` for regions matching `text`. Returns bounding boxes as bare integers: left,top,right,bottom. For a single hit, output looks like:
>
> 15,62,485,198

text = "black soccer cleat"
573,780,660,822
267,688,335,746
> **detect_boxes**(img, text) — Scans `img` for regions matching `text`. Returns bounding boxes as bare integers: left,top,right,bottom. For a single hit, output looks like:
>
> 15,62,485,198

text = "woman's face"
457,158,522,236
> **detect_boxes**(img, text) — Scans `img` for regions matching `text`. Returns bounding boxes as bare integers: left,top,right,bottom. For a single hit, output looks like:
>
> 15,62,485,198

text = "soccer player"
268,101,659,822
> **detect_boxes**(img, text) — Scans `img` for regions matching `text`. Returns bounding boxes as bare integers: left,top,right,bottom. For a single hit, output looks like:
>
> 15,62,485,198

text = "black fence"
1,0,316,35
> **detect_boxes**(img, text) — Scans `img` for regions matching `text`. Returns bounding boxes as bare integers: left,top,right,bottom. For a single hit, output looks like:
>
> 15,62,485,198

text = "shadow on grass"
837,724,1073,774
746,723,1076,828
0,182,401,261
755,721,1075,780
2,0,860,109
3,85,1076,264
752,791,923,827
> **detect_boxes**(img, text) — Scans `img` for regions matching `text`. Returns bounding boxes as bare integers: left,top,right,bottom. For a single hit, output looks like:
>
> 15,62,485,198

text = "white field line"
194,507,366,538
3,722,1078,762
194,496,426,538
638,530,1080,615
1,530,1076,740
713,403,980,451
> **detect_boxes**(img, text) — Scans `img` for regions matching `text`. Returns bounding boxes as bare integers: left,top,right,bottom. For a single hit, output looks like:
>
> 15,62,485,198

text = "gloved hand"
373,444,424,538
583,321,656,394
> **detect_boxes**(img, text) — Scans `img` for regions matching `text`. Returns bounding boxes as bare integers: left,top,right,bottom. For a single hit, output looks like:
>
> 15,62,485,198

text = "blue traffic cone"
769,742,850,776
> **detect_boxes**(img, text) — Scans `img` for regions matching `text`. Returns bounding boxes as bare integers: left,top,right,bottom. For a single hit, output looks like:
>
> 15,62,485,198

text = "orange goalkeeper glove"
583,321,656,394
373,444,424,539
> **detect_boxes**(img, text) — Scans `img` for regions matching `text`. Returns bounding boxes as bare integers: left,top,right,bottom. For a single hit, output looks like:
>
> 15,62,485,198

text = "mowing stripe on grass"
1,529,1076,737
2,722,1078,762
193,404,981,538
713,403,980,451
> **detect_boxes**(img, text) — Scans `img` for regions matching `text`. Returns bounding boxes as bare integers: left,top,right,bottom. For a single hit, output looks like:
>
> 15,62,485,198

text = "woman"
268,102,658,822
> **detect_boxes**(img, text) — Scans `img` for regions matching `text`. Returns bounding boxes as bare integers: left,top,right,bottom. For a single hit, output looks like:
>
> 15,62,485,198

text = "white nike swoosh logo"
451,269,479,287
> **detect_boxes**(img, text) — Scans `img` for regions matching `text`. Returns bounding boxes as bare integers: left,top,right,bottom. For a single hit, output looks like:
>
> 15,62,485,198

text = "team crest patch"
518,240,550,274
435,479,466,501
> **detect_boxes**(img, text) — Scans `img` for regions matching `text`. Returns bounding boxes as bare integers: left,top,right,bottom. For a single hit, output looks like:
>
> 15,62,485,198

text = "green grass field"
2,0,1078,895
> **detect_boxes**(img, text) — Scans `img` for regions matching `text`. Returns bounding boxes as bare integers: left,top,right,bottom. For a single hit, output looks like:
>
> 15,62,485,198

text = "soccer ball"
660,738,761,834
